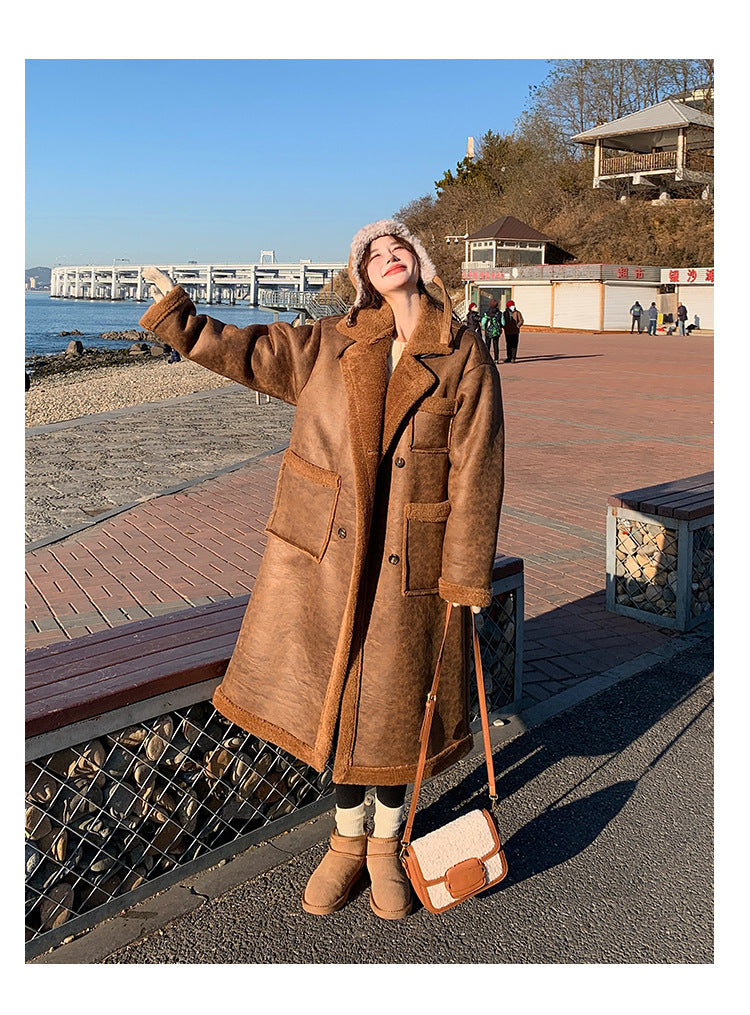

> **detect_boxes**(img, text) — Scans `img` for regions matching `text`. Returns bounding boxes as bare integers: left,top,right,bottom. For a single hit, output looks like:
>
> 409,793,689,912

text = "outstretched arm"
138,270,321,404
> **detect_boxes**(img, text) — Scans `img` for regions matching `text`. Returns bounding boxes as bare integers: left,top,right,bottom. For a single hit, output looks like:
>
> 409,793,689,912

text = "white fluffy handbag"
400,604,508,914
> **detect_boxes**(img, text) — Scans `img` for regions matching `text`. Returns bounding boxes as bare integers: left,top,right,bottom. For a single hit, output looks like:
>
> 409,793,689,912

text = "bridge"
50,260,349,315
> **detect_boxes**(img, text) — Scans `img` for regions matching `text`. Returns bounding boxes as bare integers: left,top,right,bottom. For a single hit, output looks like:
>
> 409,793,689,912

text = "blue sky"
25,58,551,268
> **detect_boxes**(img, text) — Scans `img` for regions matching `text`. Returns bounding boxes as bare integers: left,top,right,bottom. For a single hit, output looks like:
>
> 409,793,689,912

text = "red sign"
664,267,714,284
461,269,510,281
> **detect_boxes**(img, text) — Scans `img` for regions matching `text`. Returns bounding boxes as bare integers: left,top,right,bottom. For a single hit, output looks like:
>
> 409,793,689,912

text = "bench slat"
26,647,234,738
25,613,246,691
25,596,250,672
25,628,240,708
608,472,713,519
638,485,715,520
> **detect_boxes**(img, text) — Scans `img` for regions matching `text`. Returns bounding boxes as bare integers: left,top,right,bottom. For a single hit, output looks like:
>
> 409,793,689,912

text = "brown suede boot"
301,830,368,915
366,835,413,920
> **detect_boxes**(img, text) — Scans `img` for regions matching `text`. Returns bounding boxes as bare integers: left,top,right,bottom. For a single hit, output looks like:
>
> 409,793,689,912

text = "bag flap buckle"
445,857,486,899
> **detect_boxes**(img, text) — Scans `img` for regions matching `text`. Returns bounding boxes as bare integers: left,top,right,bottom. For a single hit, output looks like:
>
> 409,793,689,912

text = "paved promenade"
25,329,713,712
25,328,715,965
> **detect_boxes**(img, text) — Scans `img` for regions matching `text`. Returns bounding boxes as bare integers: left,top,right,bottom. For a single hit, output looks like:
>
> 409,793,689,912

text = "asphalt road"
96,633,713,965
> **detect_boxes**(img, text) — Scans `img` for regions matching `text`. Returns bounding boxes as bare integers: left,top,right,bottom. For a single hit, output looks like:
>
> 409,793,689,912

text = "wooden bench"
605,472,713,631
25,554,523,957
26,554,523,744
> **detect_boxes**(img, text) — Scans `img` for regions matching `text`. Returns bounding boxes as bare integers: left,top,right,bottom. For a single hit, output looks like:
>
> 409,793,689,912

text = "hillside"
26,266,51,287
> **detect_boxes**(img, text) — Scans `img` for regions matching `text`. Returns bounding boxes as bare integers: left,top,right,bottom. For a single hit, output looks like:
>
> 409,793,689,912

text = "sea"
24,291,298,361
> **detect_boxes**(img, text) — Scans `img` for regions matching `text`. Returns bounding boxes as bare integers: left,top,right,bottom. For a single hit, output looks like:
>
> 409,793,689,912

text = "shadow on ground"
412,630,713,898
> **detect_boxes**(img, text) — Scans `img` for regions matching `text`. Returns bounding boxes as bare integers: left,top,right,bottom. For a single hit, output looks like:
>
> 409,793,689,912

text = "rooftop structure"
572,99,713,202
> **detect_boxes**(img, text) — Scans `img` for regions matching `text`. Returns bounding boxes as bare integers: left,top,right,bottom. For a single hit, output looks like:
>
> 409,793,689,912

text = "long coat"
140,288,504,786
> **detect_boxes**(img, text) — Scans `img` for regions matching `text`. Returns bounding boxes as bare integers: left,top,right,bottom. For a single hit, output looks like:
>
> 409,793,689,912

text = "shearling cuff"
438,578,492,610
139,285,192,332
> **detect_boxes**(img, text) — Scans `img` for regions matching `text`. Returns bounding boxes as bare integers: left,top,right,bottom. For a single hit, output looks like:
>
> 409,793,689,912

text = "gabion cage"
613,518,680,618
25,703,333,952
606,505,713,632
469,589,519,719
691,524,714,620
26,573,522,958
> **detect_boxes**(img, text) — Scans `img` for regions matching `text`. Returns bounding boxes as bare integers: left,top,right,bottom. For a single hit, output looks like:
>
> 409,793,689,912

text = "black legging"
335,783,407,810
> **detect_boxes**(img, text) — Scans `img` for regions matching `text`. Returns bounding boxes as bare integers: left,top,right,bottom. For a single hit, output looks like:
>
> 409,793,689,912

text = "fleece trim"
438,578,493,610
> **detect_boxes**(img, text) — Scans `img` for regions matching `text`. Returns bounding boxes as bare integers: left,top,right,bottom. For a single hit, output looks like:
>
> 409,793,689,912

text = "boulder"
64,340,84,357
129,343,150,356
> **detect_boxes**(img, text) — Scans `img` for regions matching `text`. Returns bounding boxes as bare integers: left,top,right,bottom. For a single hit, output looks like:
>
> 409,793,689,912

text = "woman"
502,299,524,363
465,301,482,338
140,219,504,920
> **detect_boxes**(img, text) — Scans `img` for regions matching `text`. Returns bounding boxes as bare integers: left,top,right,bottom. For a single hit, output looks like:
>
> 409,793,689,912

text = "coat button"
337,527,347,539
394,457,405,468
388,554,400,565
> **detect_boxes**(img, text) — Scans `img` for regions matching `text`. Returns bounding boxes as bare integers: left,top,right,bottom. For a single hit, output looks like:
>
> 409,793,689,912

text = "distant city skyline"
25,58,550,269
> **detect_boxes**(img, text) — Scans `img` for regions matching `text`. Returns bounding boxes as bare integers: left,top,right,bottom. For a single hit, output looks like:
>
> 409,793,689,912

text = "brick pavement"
24,329,713,709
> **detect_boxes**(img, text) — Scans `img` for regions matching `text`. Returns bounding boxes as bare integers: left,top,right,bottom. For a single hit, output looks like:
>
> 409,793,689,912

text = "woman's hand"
142,266,176,303
453,602,482,614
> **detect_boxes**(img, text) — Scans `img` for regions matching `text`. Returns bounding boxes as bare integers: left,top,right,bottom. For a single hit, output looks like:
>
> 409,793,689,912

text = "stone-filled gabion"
25,703,331,944
614,518,679,618
691,524,714,619
470,590,517,718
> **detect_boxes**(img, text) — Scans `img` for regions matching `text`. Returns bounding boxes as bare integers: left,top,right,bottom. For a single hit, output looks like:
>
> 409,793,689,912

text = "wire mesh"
691,524,714,619
614,517,679,618
25,585,520,949
25,703,331,944
470,589,517,719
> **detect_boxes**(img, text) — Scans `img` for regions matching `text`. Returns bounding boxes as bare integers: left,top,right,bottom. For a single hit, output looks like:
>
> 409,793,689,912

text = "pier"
50,259,348,311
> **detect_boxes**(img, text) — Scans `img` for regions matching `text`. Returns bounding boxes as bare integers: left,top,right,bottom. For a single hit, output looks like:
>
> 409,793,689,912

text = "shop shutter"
510,284,552,327
552,282,601,330
602,285,660,331
678,286,713,330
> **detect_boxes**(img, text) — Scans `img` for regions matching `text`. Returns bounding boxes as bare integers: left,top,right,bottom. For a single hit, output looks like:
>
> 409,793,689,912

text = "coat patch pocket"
410,396,456,453
402,500,451,595
266,449,341,562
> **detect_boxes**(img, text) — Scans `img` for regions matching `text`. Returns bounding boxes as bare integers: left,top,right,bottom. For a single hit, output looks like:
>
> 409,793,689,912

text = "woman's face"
365,235,420,299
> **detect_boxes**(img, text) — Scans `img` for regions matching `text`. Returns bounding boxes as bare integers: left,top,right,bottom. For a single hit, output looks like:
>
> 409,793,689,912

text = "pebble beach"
25,355,236,428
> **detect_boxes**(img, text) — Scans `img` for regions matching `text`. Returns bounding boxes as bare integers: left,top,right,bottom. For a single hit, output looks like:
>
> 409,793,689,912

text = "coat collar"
335,294,455,355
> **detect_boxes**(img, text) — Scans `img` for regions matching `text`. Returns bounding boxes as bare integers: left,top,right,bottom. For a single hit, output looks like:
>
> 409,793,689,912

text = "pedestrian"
465,301,482,338
502,300,524,362
481,298,503,362
676,302,688,336
140,218,504,922
647,301,659,336
629,300,643,333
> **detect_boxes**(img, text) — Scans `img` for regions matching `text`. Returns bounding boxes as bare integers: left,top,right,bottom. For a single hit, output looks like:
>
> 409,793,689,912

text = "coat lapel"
381,354,436,456
339,338,390,505
382,298,455,455
335,296,456,499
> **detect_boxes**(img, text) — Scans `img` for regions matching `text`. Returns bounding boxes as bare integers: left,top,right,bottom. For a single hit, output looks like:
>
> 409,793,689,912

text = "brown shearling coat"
140,287,504,786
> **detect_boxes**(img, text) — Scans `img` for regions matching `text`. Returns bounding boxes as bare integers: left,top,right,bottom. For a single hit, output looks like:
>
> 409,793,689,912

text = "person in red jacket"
503,300,524,363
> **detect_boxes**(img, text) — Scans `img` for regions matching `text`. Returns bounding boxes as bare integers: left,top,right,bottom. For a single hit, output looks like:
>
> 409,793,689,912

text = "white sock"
335,802,366,837
373,800,404,839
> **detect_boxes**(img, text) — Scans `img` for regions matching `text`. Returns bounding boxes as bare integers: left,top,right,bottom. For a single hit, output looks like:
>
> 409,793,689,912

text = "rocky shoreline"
25,342,236,428
26,329,164,379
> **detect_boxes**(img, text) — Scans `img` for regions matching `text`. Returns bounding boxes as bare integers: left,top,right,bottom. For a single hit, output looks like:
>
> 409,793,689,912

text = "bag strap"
402,603,497,848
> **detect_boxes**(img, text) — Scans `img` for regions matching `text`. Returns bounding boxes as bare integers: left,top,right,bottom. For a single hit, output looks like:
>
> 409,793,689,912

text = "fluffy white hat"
347,219,437,314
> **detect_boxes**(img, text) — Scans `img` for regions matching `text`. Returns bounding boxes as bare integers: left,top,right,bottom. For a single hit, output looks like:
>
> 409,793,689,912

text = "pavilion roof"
571,99,713,151
467,215,554,243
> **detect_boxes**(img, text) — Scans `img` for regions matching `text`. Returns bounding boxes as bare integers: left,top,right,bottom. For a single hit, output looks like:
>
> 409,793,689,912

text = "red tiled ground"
25,330,713,703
